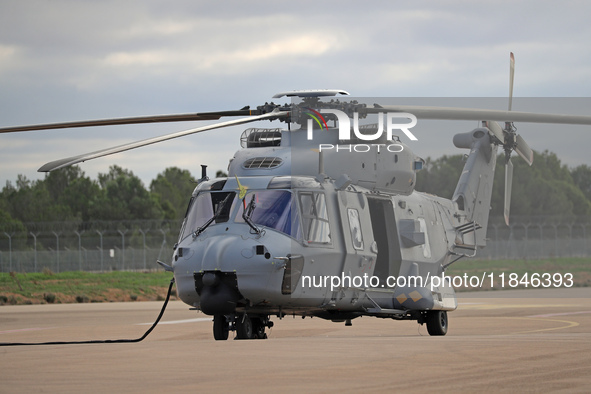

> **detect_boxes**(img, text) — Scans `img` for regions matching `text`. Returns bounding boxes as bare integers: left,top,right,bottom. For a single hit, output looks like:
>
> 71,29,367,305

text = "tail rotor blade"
514,133,534,166
486,120,505,144
508,52,515,111
504,158,514,226
487,121,533,166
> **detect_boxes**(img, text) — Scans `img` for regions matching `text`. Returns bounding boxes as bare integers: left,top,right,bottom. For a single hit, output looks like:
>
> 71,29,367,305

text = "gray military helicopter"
3,54,591,340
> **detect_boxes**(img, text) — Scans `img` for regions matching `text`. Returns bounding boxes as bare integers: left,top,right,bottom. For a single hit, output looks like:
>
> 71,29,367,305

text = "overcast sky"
1,0,591,188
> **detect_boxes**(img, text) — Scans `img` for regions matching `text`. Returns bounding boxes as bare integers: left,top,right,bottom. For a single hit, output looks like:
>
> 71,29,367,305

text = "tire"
426,310,448,336
213,315,229,340
251,317,267,339
235,314,253,339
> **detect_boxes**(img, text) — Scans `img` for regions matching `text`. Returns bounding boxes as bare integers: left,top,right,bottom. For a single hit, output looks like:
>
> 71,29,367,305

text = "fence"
477,216,591,260
0,216,589,273
0,220,183,273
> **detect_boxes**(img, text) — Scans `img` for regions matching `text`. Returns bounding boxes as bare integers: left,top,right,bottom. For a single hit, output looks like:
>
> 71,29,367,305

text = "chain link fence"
478,216,591,260
0,220,183,273
0,216,589,273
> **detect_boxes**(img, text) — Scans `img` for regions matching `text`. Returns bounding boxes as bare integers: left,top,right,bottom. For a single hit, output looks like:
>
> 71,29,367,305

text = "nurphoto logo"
305,109,418,141
305,109,418,153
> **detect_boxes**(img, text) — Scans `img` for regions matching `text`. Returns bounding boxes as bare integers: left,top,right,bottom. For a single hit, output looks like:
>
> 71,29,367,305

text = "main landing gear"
423,310,448,336
213,314,274,340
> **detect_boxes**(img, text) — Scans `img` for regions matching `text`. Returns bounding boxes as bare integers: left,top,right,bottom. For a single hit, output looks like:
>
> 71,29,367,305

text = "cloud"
1,0,591,189
102,34,340,74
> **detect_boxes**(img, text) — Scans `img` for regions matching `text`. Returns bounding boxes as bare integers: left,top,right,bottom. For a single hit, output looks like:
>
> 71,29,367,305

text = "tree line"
0,166,206,228
415,150,591,217
1,149,591,230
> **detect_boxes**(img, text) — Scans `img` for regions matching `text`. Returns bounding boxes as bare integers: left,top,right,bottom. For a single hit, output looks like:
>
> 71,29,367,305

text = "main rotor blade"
370,105,591,125
0,109,259,134
38,110,289,172
504,159,514,226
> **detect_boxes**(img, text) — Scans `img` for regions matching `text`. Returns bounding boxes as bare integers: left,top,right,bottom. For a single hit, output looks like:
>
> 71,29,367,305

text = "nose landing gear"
213,314,230,340
213,314,274,340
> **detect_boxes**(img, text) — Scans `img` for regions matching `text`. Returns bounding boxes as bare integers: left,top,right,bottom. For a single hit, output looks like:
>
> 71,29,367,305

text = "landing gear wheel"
235,314,253,339
213,315,229,340
252,318,267,339
426,310,448,336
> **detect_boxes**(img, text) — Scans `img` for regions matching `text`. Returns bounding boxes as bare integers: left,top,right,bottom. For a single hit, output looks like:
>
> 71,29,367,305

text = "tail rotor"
487,53,533,225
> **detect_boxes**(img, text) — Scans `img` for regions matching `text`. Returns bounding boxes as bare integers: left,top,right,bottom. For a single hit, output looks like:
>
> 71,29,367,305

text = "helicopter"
3,54,591,340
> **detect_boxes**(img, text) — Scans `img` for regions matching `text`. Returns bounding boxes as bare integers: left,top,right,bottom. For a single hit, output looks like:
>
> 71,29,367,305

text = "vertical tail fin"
452,128,498,247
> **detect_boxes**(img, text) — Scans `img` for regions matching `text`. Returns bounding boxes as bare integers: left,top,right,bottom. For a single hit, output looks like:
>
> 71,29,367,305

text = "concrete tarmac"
1,288,590,393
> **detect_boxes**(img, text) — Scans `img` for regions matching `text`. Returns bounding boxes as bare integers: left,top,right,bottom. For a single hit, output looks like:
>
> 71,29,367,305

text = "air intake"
242,157,283,169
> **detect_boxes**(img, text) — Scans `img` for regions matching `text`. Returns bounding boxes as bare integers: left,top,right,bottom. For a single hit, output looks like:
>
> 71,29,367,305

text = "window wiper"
193,194,232,237
243,194,261,235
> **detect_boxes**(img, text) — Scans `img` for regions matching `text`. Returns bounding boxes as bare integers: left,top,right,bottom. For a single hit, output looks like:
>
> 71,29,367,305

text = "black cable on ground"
0,278,175,347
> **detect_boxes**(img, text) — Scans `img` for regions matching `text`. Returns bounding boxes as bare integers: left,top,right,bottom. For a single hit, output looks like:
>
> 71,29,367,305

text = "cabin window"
298,192,331,245
347,208,364,250
417,217,431,259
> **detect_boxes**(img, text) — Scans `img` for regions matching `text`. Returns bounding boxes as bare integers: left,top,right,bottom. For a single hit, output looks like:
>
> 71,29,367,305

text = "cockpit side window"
298,192,331,244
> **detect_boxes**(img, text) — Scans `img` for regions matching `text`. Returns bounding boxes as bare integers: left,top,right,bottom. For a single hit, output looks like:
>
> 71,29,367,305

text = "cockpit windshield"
179,188,330,244
235,190,301,240
179,191,236,241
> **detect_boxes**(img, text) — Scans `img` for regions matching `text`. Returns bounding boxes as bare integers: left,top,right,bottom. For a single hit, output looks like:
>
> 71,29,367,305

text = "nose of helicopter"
198,271,242,315
173,228,291,314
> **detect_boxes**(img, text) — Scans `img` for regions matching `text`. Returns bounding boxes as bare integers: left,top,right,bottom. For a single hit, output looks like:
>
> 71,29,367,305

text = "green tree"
0,175,72,222
571,164,591,201
495,150,591,217
44,166,85,201
415,155,464,199
150,167,197,220
417,150,591,217
95,165,163,220
0,208,27,250
44,166,101,221
0,208,25,232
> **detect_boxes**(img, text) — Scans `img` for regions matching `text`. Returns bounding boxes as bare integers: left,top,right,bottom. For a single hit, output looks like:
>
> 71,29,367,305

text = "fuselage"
172,174,460,317
171,124,497,326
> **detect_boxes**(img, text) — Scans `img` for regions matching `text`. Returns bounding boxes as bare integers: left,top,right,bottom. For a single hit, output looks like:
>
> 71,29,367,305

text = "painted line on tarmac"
0,327,55,335
528,310,591,318
459,303,575,310
514,317,580,334
136,317,212,326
